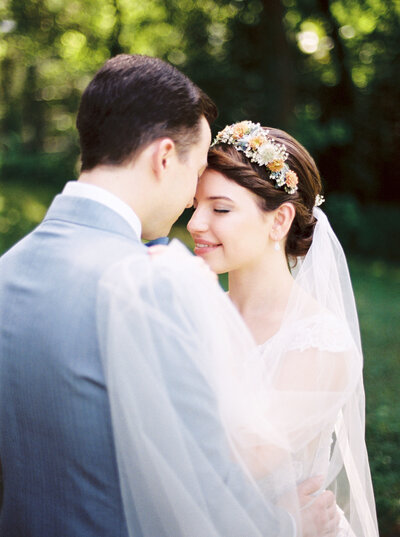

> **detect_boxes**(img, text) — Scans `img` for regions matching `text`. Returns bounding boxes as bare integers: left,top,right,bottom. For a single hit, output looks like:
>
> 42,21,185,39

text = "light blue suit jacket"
0,194,293,536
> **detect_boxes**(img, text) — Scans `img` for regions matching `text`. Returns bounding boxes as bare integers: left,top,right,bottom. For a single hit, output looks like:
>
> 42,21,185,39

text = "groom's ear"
271,202,296,241
150,138,177,181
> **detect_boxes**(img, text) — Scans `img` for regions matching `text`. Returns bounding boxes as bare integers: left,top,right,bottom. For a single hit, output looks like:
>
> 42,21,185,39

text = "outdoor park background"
0,0,399,534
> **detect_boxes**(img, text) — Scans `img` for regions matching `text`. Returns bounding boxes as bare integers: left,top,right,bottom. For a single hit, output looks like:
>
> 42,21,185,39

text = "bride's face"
187,169,274,274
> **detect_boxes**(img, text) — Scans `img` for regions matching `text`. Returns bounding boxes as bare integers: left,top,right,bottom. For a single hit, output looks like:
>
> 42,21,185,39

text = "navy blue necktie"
145,237,169,247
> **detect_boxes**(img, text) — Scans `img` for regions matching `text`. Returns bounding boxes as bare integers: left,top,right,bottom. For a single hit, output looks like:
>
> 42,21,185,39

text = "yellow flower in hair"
268,159,284,172
249,136,264,150
232,121,250,139
285,170,299,190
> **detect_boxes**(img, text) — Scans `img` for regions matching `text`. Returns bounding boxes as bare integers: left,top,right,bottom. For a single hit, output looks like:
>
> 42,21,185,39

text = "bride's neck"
228,252,294,323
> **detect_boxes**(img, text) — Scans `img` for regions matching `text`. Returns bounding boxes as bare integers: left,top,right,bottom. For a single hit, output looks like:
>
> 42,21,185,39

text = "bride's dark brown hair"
207,127,323,258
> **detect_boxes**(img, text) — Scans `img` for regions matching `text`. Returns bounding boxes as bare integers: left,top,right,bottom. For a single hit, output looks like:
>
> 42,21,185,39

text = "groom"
0,54,337,536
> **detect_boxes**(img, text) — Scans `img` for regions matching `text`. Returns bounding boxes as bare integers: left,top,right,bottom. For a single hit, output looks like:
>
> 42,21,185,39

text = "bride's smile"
193,238,222,255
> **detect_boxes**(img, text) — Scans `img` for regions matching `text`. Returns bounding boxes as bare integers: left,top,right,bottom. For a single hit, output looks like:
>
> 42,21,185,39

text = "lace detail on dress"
259,312,354,354
285,313,354,353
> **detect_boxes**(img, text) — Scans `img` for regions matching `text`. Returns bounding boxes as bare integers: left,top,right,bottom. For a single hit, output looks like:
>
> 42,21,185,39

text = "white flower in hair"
257,141,278,165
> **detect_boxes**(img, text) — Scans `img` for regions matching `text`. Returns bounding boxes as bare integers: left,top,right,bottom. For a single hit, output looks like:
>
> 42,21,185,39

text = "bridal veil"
249,207,379,537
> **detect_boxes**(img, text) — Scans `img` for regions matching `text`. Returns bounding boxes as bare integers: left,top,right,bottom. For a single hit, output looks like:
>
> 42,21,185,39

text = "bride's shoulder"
286,309,355,353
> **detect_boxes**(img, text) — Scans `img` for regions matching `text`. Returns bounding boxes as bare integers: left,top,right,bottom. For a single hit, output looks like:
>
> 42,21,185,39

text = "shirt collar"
62,181,142,239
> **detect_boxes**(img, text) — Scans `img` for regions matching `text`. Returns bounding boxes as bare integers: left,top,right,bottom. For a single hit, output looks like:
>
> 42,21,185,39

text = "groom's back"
0,203,141,537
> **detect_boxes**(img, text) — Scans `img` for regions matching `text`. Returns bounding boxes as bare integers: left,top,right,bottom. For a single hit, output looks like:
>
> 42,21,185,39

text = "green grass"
349,260,400,536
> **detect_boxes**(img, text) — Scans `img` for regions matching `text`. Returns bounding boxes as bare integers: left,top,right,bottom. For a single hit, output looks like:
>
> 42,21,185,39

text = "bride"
186,121,379,537
96,120,378,536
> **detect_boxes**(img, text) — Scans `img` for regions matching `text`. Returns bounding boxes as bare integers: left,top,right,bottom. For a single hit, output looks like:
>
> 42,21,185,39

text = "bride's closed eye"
214,208,230,214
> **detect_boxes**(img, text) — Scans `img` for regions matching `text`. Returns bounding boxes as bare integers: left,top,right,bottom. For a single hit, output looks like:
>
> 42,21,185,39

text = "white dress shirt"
62,181,142,239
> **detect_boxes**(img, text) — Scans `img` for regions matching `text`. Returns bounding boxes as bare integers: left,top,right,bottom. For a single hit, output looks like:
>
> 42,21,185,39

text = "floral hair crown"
212,120,299,195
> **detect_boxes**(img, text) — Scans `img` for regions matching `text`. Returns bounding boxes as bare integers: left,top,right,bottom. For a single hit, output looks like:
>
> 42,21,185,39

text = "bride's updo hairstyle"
208,125,323,258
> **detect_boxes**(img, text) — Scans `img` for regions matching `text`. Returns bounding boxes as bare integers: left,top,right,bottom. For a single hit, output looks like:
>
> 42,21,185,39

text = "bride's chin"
192,249,227,274
207,261,227,275
194,256,219,273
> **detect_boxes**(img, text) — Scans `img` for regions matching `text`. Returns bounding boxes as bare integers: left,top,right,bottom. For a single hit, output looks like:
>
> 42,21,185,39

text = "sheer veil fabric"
252,207,379,537
96,242,298,537
96,209,378,537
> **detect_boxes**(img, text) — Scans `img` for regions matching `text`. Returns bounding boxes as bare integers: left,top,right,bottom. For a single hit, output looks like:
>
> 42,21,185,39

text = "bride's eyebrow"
208,196,233,202
192,196,234,203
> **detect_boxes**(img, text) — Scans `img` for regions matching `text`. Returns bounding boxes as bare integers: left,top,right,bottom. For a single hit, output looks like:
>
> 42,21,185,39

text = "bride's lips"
193,239,222,256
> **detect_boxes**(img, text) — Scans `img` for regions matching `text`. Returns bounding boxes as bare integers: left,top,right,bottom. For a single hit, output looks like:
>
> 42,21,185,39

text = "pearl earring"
274,241,281,251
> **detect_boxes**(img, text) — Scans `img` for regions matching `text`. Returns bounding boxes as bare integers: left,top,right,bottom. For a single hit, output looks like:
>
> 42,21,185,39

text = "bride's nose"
187,209,208,234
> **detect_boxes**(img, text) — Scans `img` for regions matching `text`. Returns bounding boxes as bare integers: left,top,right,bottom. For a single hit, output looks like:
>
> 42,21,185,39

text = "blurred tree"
1,0,398,197
222,0,295,129
0,0,399,195
108,0,124,56
283,0,400,201
0,0,128,185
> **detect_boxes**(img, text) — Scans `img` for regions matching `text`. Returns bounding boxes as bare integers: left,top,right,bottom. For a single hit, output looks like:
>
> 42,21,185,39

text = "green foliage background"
1,0,399,533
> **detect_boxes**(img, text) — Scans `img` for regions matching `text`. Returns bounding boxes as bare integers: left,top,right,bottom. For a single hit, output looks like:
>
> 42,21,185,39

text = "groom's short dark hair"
76,54,217,171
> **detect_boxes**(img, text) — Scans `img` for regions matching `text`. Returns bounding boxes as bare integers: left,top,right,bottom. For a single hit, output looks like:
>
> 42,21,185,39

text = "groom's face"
155,117,211,237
